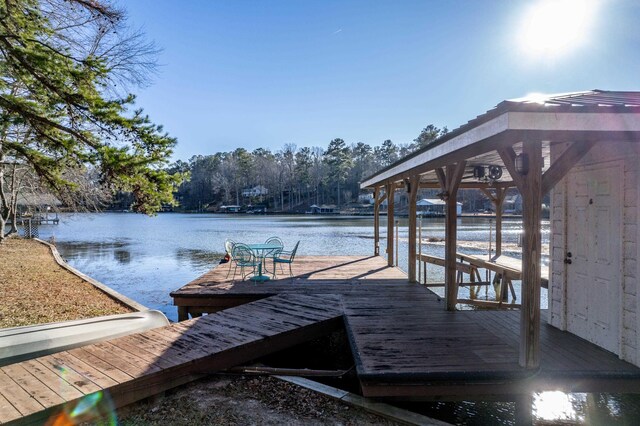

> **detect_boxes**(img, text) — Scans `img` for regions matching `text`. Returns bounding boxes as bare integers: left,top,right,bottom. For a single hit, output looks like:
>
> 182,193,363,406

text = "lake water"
35,213,548,322
31,213,639,424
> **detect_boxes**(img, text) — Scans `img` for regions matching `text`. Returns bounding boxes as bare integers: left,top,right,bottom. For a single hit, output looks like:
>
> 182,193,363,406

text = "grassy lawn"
0,238,133,328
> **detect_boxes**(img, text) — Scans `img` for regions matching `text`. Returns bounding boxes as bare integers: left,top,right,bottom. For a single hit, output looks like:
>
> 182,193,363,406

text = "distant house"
307,204,337,214
417,198,462,217
242,185,268,198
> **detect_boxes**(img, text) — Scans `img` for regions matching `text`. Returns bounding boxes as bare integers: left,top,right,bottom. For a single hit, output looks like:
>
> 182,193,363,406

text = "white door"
566,162,622,354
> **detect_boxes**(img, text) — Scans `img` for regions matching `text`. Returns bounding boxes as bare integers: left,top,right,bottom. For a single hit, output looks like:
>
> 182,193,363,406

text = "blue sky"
119,0,640,161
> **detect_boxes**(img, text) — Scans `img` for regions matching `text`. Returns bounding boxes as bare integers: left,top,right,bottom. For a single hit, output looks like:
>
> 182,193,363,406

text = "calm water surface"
34,213,637,425
36,213,546,321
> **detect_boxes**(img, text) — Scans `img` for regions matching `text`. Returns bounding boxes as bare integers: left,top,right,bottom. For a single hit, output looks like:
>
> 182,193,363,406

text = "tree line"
164,125,449,212
0,0,459,244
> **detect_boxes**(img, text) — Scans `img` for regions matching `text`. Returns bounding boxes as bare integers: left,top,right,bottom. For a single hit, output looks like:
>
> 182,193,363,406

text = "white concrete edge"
275,375,452,426
35,238,148,312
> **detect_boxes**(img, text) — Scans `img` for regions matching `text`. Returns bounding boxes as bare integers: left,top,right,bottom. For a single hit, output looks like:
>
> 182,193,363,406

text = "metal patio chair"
230,243,259,281
272,240,299,279
224,238,237,279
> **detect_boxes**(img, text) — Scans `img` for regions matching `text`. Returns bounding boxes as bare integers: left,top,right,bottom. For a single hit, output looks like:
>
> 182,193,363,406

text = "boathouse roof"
361,90,640,189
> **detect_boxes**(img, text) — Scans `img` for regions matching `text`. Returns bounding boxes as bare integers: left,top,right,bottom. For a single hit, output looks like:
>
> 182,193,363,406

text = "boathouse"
361,90,640,368
417,198,462,216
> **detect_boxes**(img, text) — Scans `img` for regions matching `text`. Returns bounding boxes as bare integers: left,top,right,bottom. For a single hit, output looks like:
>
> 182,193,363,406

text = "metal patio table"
246,243,281,282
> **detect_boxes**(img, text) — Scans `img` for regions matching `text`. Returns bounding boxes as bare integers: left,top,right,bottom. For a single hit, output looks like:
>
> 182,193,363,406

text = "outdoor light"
515,153,529,175
404,178,411,193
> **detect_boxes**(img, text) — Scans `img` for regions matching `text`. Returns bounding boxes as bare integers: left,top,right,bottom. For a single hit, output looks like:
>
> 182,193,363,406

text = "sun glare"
519,0,599,58
533,391,584,422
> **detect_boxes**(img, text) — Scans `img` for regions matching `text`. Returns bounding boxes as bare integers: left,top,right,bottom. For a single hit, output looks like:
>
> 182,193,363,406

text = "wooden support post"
480,187,508,257
418,214,422,283
177,306,189,321
374,186,380,256
495,188,506,257
386,182,395,267
408,176,419,282
445,193,459,310
444,161,466,311
519,141,542,368
500,141,542,368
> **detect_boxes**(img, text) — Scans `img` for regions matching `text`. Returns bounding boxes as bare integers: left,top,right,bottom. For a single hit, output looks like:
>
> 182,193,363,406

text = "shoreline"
34,238,148,313
102,209,529,220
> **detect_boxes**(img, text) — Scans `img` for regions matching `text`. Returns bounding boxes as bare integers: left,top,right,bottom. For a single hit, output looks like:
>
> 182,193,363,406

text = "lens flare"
46,390,117,426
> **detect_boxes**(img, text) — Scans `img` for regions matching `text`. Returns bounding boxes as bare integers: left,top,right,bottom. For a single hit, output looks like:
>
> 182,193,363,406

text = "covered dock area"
362,90,640,370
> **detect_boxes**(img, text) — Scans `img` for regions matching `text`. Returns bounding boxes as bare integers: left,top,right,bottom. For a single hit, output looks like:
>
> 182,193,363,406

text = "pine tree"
0,0,184,240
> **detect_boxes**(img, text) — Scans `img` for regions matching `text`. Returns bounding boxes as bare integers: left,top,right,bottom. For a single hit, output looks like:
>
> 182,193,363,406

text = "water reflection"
534,391,582,423
175,248,222,270
532,392,640,425
113,250,131,264
57,241,130,264
37,213,549,321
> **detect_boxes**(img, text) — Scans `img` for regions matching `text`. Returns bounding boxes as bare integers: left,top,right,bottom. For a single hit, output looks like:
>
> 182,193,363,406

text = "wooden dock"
0,294,343,425
4,255,640,424
172,255,640,399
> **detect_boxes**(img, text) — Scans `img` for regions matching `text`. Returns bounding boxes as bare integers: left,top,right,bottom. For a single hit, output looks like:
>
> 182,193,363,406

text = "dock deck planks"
173,255,640,398
5,255,640,423
0,294,343,425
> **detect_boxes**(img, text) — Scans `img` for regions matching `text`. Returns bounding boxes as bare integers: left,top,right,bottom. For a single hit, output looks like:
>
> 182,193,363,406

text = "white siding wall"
549,141,640,365
548,142,569,331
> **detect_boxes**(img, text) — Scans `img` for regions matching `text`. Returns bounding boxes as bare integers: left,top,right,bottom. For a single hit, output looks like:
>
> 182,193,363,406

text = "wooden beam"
408,176,419,282
497,146,525,192
386,183,395,267
494,188,507,257
480,188,497,204
541,140,599,194
448,161,467,194
519,140,542,369
420,181,515,189
374,186,380,256
481,188,507,257
435,167,446,192
375,190,389,207
444,162,465,311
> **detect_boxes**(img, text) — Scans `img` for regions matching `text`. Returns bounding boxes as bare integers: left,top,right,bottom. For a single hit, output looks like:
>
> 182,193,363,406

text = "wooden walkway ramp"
0,294,343,425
